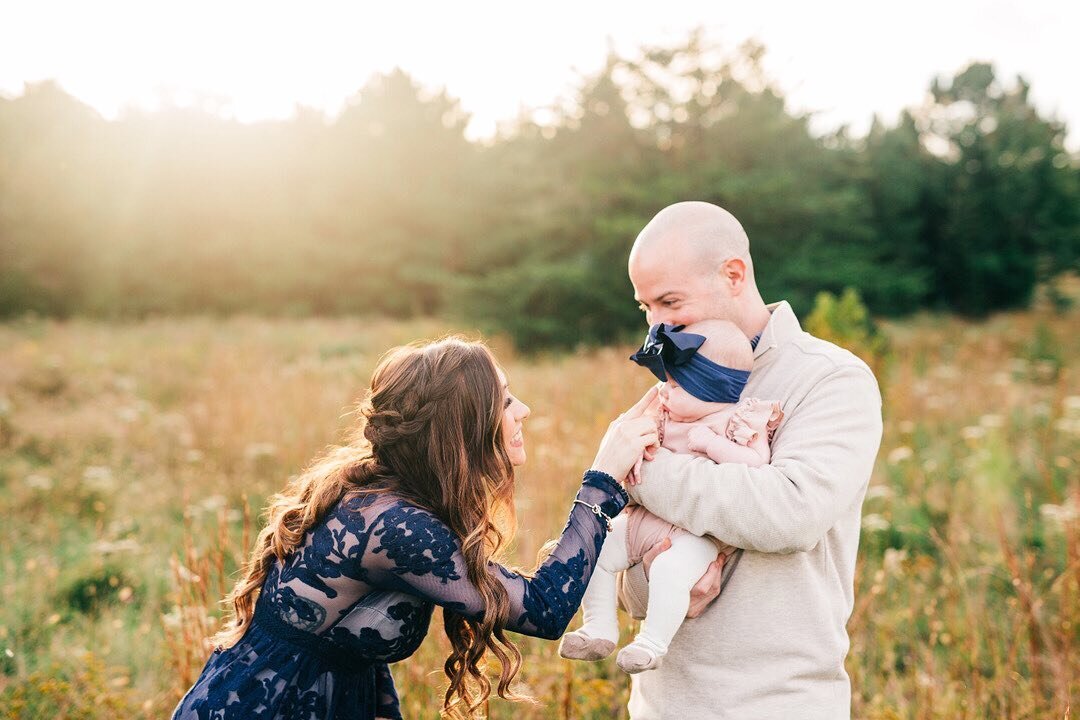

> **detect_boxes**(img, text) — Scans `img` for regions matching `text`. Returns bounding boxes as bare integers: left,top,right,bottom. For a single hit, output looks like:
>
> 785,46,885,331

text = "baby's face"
659,379,729,422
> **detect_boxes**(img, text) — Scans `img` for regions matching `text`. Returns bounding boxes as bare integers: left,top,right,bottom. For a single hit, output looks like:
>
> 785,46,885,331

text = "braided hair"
212,336,524,718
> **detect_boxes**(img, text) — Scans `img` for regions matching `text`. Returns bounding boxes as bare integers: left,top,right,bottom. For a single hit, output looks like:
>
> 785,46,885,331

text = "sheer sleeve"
364,471,628,640
373,662,402,720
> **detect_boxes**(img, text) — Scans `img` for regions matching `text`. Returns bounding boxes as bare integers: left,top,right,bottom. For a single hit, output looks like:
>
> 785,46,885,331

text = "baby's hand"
687,425,718,454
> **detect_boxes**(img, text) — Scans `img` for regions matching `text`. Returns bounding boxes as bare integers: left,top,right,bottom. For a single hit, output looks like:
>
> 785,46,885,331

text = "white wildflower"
91,538,142,555
960,426,986,441
1040,502,1079,527
866,485,893,501
883,548,908,576
82,466,116,492
862,514,890,532
244,442,278,461
887,446,913,464
25,473,53,490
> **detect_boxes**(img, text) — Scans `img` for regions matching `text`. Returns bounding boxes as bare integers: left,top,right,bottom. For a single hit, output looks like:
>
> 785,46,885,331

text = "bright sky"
2,0,1077,147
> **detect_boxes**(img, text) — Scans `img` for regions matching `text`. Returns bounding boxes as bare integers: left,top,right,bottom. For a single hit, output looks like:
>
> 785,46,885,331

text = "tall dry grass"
0,308,1076,718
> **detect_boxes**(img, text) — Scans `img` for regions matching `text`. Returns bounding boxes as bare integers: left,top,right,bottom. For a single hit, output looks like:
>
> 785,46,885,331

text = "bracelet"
573,499,614,531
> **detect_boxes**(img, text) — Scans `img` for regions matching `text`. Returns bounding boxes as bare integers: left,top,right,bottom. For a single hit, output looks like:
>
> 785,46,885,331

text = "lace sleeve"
373,662,402,720
364,471,628,640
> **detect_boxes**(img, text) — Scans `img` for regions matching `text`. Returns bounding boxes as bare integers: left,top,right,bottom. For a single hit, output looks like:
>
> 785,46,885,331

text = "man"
617,201,883,719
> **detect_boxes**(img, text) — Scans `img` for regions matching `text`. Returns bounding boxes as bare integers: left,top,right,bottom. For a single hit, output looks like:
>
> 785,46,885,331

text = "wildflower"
887,446,913,463
82,466,116,492
90,538,142,555
862,514,889,531
1040,501,1079,527
175,565,201,583
1053,418,1079,435
978,414,1004,428
25,473,53,490
933,365,959,379
245,442,279,461
960,426,985,441
883,548,908,576
866,485,893,500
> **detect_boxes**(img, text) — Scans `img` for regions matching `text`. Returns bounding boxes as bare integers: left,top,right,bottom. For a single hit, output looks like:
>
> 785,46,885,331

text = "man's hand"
641,538,726,618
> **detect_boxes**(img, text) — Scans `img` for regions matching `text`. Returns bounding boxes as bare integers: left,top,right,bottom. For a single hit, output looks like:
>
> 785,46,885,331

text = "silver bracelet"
573,499,613,531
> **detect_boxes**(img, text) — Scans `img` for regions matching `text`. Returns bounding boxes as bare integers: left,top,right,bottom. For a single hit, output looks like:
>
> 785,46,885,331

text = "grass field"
0,307,1076,718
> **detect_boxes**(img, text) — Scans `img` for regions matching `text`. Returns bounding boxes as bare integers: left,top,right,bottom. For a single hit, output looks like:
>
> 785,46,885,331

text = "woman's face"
497,369,531,466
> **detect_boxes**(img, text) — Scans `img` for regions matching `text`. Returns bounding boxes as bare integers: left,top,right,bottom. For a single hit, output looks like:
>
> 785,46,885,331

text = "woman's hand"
590,386,661,482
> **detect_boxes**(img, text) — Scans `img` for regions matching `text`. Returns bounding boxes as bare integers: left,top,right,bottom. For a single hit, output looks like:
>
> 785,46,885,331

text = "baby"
559,319,782,674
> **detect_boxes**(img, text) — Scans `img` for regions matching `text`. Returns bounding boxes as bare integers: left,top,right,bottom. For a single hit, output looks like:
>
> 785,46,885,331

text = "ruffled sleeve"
725,397,784,446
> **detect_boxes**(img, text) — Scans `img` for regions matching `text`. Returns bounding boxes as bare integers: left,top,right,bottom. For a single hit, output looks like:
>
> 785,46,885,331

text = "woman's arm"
366,471,628,640
373,663,402,720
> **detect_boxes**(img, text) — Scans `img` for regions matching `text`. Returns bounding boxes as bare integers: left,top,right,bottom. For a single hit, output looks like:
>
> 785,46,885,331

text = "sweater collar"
753,301,802,360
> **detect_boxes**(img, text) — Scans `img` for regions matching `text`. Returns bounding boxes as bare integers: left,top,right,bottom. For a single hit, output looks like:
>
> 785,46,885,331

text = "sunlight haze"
2,0,1077,146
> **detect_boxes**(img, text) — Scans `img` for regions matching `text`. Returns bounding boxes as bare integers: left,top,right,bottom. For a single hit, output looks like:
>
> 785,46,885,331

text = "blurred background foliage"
1,34,1078,349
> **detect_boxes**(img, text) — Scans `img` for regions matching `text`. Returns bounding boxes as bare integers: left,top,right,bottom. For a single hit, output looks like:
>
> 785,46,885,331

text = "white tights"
578,513,718,656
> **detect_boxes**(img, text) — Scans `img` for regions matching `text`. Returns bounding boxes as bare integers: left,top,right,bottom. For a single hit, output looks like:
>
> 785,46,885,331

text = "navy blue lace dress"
171,470,628,719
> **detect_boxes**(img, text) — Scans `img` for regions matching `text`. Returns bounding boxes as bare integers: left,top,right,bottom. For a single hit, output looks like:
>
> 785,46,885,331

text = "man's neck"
739,301,773,340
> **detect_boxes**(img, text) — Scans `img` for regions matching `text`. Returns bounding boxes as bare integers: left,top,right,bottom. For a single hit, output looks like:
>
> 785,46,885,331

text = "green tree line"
2,35,1077,348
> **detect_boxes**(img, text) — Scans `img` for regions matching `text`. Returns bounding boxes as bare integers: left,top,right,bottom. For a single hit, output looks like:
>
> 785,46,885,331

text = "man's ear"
720,258,747,294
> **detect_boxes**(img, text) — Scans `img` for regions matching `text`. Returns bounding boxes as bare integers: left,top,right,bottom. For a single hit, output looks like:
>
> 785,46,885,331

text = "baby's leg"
616,533,717,674
558,513,630,660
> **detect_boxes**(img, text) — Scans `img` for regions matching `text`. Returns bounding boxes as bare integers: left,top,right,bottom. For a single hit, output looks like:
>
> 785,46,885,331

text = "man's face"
630,247,737,327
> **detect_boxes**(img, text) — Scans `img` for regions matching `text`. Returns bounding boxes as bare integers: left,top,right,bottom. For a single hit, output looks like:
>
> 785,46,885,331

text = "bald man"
616,202,883,719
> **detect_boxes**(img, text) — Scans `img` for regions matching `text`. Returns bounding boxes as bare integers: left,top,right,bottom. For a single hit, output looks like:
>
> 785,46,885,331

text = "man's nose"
650,310,673,326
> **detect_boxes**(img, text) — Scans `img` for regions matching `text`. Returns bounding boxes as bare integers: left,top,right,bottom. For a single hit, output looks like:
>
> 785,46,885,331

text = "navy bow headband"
629,323,750,403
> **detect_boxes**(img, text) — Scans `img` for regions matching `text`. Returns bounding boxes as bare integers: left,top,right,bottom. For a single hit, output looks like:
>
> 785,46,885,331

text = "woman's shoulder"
340,491,462,580
337,490,448,533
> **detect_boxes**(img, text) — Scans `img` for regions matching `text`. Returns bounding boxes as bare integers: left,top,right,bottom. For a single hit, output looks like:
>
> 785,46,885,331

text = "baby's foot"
558,630,616,661
616,642,662,674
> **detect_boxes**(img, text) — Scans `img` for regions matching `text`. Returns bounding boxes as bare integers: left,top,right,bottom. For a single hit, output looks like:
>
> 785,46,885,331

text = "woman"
171,336,659,719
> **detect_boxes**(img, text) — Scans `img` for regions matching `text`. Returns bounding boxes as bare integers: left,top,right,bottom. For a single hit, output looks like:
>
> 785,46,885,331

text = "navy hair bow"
629,323,750,403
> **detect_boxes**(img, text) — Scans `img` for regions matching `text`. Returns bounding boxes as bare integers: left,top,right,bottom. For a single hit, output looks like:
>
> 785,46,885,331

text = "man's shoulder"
782,330,876,381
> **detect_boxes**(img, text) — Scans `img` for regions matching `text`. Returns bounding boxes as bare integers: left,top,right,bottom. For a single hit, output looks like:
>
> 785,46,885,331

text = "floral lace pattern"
171,471,627,720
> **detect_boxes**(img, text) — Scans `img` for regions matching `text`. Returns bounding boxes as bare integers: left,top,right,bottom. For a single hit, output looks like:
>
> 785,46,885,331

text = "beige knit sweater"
618,301,883,720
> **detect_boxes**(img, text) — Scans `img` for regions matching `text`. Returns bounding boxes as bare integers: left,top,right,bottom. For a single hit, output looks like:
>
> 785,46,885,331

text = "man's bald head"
628,202,768,332
629,201,752,279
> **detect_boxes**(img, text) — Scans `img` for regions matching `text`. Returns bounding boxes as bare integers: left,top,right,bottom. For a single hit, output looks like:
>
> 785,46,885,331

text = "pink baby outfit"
623,397,783,564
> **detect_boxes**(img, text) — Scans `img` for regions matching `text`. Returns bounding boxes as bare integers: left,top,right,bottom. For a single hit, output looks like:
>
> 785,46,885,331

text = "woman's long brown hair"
212,336,525,718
